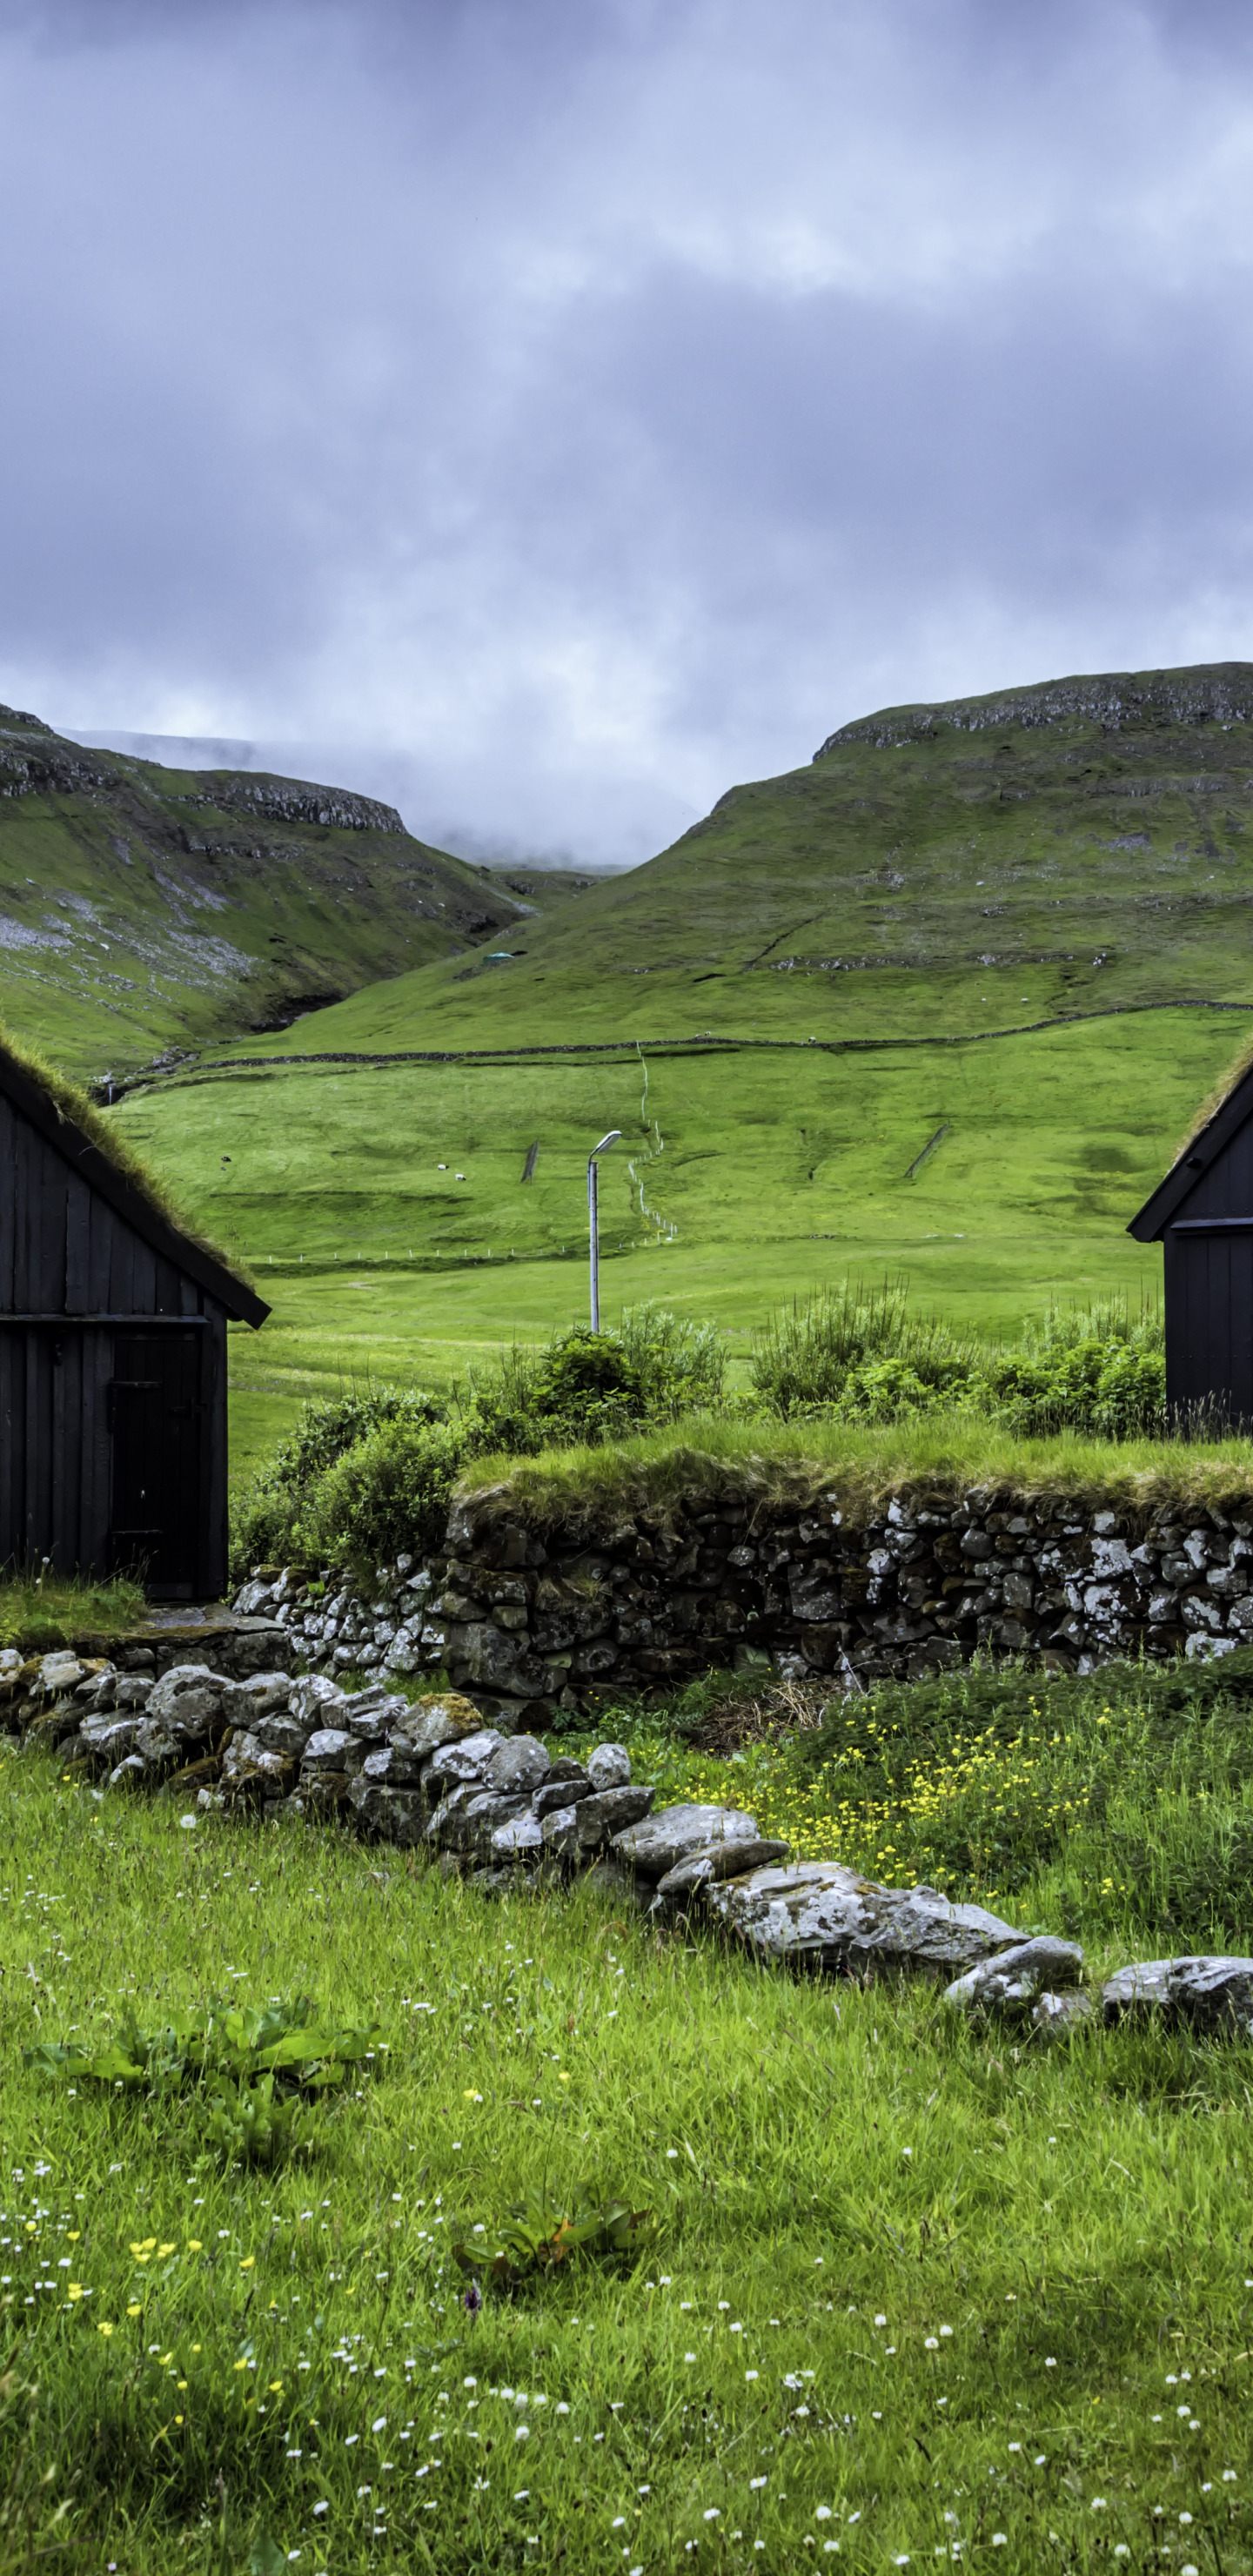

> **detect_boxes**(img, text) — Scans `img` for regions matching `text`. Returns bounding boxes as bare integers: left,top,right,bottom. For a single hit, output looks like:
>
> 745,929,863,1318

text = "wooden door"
109,1331,205,1595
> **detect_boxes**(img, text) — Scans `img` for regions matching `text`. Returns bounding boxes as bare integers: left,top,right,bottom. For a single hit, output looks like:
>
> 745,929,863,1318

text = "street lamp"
586,1129,622,1330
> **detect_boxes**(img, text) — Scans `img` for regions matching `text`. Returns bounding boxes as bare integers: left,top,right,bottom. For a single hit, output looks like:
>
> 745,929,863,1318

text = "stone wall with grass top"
232,1469,1253,1733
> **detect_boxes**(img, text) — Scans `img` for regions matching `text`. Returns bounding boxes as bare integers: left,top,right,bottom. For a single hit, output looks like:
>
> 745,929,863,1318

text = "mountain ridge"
228,656,1253,1064
0,703,522,1076
816,658,1253,754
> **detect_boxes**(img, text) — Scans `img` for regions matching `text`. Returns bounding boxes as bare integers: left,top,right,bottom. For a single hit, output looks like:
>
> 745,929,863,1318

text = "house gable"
0,1044,268,1325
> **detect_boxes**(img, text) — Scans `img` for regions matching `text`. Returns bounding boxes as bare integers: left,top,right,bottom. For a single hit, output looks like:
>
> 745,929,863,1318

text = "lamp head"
590,1130,622,1159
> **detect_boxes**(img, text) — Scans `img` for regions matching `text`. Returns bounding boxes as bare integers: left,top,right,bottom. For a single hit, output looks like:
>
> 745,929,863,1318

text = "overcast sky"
3,0,1253,865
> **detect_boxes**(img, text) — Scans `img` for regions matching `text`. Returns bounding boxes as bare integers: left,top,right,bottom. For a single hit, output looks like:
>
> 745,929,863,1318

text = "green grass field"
73,667,1250,1458
110,1006,1250,1473
3,1642,1253,2574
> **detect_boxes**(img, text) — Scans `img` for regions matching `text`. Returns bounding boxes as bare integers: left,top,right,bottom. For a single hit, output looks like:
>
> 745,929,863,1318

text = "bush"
297,1417,465,1566
464,1304,727,1457
231,1385,452,1573
749,1279,982,1419
230,1309,726,1576
749,1278,1167,1437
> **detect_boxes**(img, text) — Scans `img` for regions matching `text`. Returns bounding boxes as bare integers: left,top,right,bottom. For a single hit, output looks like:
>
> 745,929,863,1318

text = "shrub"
231,1385,450,1573
749,1278,1167,1436
749,1278,979,1419
464,1304,727,1456
296,1417,466,1568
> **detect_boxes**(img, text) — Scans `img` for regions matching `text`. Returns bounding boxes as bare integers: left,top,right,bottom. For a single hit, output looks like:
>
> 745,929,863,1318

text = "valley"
8,663,1253,1461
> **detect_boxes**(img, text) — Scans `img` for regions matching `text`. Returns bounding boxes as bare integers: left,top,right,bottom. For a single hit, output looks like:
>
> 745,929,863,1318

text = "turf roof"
0,1022,262,1310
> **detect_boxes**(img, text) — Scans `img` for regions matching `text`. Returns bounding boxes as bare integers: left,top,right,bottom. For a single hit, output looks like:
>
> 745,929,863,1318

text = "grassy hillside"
0,702,523,1078
211,657,1253,1059
115,983,1252,1477
93,666,1253,1452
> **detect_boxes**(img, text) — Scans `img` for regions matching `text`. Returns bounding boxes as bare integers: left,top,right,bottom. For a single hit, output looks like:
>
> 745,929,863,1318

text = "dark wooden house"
1129,1051,1253,1428
0,1038,268,1598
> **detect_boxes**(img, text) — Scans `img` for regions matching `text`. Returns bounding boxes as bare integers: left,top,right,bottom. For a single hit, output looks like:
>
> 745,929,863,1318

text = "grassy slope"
2,1714,1251,2574
219,657,1253,1055
44,662,1253,1444
0,705,526,1079
125,987,1246,1473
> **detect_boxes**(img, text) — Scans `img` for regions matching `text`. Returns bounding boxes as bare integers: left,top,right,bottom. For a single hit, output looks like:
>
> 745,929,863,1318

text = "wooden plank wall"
0,1093,230,1588
1164,1110,1253,1426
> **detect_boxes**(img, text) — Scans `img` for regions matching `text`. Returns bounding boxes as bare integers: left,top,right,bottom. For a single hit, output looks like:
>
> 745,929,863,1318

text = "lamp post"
587,1130,622,1330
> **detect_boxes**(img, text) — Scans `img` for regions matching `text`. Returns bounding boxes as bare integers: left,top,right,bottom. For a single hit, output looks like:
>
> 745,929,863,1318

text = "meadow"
3,1645,1253,2574
106,1006,1251,1476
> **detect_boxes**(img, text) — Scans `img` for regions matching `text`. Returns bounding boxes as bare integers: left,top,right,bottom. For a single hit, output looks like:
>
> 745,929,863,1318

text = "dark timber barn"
0,1038,268,1598
1129,1050,1253,1429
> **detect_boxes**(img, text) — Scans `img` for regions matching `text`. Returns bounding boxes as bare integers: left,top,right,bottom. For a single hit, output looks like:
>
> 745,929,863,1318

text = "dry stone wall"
234,1479,1253,1729
3,1639,1252,2045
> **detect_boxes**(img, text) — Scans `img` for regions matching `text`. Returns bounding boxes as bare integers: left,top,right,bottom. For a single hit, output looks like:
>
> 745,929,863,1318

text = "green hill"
94,663,1253,1462
207,656,1253,1056
0,702,521,1078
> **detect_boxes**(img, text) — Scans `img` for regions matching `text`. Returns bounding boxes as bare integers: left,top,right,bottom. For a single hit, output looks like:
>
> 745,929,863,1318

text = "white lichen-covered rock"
942,1937,1084,2020
132,1721,183,1770
361,1742,426,1787
248,1711,310,1759
145,1664,226,1740
422,1730,504,1792
221,1670,291,1723
540,1803,582,1858
41,1653,88,1692
338,1687,403,1740
346,1778,427,1843
289,1673,345,1727
492,1811,546,1861
543,1786,654,1862
533,1771,592,1817
394,1692,486,1761
302,1727,364,1774
485,1734,551,1797
222,1730,291,1783
77,1716,140,1761
611,1804,762,1879
705,1862,1020,1976
1102,1955,1253,2036
573,1784,653,1852
586,1742,632,1791
651,1836,792,1907
1031,1989,1094,2030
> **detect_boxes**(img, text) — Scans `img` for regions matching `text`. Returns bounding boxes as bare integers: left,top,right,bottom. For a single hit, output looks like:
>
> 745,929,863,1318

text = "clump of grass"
456,1408,1253,1529
0,1569,145,1654
452,2184,658,2291
749,1277,1167,1437
589,1649,1253,1948
750,1277,979,1418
